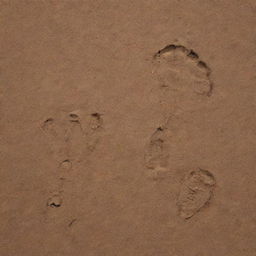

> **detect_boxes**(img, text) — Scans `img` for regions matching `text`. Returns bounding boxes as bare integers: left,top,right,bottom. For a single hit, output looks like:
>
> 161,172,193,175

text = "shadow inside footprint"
177,169,216,219
68,113,84,132
47,194,62,208
59,159,72,170
89,113,103,131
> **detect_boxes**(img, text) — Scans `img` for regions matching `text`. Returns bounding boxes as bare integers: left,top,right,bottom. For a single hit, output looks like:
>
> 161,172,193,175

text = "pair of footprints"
42,111,103,159
45,44,213,212
42,111,103,208
153,44,213,97
145,126,216,219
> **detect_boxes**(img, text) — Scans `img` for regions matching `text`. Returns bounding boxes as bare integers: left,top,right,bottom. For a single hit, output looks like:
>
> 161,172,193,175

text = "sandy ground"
1,1,256,255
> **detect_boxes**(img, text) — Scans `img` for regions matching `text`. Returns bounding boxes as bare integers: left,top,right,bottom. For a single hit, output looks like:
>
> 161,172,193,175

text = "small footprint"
144,126,169,172
43,111,104,211
47,194,62,208
154,44,213,97
177,169,216,219
65,112,85,159
41,111,104,162
41,118,58,138
89,112,103,131
66,112,84,139
87,112,103,151
58,159,72,181
46,160,72,210
65,111,104,160
59,159,72,170
41,117,68,159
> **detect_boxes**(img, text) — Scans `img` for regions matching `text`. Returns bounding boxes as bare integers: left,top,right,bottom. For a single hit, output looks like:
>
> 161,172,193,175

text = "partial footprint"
46,160,73,211
58,159,72,180
87,112,103,151
177,169,216,219
41,118,58,137
154,44,213,97
66,112,84,138
89,112,103,131
41,117,68,160
65,111,104,160
144,126,169,172
47,194,62,208
59,159,72,171
65,112,85,160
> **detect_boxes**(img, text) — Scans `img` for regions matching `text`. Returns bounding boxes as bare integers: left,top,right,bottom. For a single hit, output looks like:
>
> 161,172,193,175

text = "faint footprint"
154,44,213,97
47,194,62,208
66,112,84,138
58,159,72,181
65,112,85,160
65,111,104,160
59,159,72,171
46,160,72,210
43,111,104,211
177,168,216,219
89,112,103,131
144,126,169,175
87,112,103,151
41,117,67,159
43,111,103,212
41,118,58,138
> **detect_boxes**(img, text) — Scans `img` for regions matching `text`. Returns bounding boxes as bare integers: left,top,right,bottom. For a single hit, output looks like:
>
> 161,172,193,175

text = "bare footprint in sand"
41,110,104,162
65,111,86,161
47,194,62,208
41,117,67,159
41,118,58,137
144,114,189,179
144,126,171,179
65,111,104,160
144,127,168,170
46,159,73,210
66,113,84,139
177,169,216,219
58,159,72,181
87,112,104,151
154,44,213,97
43,111,103,213
89,112,103,131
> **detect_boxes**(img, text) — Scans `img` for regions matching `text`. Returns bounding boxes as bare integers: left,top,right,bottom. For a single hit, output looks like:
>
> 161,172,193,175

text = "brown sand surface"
1,1,256,255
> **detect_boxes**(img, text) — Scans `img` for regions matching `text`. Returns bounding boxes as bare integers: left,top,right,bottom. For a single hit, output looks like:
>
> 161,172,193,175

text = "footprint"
177,169,216,219
89,112,103,131
41,118,58,138
65,111,104,160
66,112,84,139
47,194,62,208
43,111,103,213
58,159,72,181
65,112,85,159
144,126,169,172
154,44,213,97
87,112,103,151
59,159,72,170
144,118,184,180
41,117,67,159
